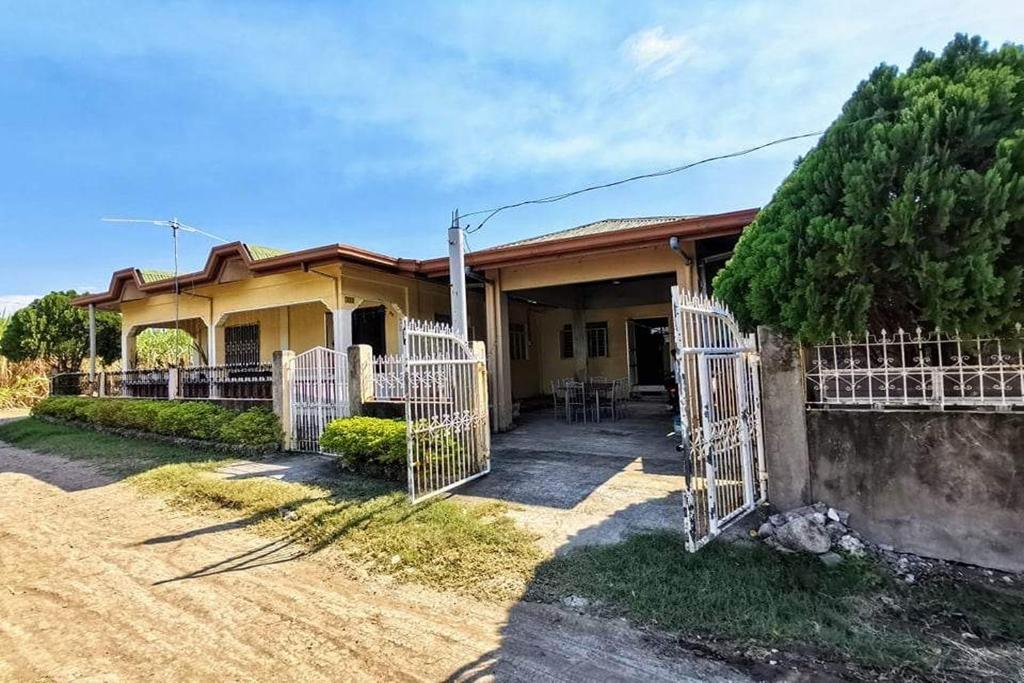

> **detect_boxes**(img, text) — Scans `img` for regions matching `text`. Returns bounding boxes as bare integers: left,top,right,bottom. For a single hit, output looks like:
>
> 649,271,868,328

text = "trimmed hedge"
320,416,406,477
32,396,282,448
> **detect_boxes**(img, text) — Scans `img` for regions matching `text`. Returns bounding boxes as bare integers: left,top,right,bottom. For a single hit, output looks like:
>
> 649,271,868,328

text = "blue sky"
1,0,1019,311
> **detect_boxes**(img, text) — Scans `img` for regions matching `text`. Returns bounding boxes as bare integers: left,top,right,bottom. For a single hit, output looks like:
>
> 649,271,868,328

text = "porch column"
88,304,97,381
121,327,136,370
484,271,513,432
333,298,363,354
208,317,220,367
572,307,588,380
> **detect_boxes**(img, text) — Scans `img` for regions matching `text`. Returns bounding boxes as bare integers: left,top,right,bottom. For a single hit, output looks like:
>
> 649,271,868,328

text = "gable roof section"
74,208,758,307
496,216,693,248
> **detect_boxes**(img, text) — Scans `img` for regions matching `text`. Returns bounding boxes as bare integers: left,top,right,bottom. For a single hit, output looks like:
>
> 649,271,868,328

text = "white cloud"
623,27,693,78
0,295,39,315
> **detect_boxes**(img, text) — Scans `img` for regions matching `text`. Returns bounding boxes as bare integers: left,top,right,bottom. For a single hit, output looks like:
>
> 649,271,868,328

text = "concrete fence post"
347,344,374,416
167,367,179,400
757,326,812,510
98,371,107,398
471,341,491,453
273,350,295,450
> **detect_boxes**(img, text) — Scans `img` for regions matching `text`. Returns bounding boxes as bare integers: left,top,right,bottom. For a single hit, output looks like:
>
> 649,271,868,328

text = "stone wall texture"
806,410,1024,572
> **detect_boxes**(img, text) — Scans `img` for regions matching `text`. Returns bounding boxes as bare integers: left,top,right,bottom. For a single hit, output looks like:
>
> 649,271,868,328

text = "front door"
353,305,387,355
632,317,670,386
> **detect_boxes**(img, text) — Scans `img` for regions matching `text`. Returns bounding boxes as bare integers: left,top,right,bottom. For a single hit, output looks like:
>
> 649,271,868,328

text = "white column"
484,273,513,431
208,320,219,366
88,304,97,380
279,307,290,352
572,308,588,380
333,307,355,354
121,328,135,370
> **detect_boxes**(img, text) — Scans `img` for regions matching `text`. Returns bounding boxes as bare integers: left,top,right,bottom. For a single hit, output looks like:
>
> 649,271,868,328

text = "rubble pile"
755,502,866,568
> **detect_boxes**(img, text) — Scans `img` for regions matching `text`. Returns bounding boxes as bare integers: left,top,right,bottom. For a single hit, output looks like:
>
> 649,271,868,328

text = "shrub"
218,408,284,447
152,401,231,441
30,397,282,448
715,35,1024,341
320,417,406,468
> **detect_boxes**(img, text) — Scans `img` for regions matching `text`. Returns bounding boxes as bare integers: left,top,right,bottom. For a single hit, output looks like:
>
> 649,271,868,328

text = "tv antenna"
101,217,229,366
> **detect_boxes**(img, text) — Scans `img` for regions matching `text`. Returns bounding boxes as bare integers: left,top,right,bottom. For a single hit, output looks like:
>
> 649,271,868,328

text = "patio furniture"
613,377,631,417
564,380,588,423
592,379,616,422
551,379,569,420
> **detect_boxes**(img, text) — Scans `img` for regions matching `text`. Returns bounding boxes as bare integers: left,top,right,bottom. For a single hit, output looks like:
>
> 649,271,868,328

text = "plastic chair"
551,379,568,420
564,380,587,423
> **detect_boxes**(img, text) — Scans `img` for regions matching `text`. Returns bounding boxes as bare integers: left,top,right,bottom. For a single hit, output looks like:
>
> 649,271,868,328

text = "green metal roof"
138,269,175,283
496,216,695,249
246,244,288,261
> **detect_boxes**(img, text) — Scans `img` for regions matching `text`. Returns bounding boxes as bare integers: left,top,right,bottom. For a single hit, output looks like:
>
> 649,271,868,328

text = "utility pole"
448,209,468,341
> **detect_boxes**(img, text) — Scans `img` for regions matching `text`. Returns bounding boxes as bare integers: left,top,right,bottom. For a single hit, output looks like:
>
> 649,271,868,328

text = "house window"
587,322,609,358
509,323,528,361
224,324,260,365
559,324,574,359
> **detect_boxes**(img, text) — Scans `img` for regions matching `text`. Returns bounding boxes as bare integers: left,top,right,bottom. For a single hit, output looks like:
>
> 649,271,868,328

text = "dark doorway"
632,317,669,386
353,305,387,355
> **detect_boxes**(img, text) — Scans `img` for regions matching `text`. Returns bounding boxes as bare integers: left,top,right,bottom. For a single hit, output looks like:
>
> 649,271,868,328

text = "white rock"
757,522,775,538
775,517,831,555
562,595,589,609
809,512,827,526
818,552,844,568
838,534,865,556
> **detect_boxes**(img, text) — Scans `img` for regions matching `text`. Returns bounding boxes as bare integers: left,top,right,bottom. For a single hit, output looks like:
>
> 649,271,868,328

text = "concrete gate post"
757,326,812,510
347,344,374,416
273,350,295,450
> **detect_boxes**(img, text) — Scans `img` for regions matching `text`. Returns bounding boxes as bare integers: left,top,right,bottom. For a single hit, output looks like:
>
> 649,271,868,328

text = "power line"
462,113,885,235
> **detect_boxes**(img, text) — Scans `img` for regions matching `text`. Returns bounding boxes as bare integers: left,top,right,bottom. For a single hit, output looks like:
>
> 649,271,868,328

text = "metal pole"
448,209,468,341
171,217,181,365
88,303,97,381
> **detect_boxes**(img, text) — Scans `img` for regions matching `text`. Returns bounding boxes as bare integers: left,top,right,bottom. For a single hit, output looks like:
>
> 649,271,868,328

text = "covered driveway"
457,401,685,553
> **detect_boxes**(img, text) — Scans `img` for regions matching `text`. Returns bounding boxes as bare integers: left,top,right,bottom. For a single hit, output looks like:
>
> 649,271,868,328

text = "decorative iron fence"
105,369,171,399
806,327,1024,410
178,363,273,402
372,355,405,402
50,372,96,397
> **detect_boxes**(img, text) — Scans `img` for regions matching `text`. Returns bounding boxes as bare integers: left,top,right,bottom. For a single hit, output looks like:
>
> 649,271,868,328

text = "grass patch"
0,417,541,601
530,532,1024,676
0,417,218,473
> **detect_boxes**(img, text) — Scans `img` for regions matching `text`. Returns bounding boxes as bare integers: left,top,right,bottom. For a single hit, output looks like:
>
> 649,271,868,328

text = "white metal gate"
402,318,490,502
288,346,350,452
671,287,766,551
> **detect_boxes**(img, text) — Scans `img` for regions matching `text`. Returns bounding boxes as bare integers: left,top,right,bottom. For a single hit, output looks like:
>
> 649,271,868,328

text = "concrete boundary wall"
758,327,1024,572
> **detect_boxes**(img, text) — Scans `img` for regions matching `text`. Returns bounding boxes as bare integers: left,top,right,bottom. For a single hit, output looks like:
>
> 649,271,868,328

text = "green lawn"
531,533,1024,678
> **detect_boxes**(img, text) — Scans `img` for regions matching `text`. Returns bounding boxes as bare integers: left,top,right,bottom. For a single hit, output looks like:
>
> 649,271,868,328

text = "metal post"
448,210,468,341
88,303,97,382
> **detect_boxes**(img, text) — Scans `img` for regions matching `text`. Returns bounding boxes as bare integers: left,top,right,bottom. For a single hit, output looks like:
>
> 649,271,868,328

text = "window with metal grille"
224,324,260,365
509,323,528,361
559,324,574,359
587,322,609,358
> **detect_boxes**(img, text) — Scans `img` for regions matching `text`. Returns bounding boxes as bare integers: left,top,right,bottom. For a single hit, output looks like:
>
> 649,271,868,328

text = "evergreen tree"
715,35,1024,341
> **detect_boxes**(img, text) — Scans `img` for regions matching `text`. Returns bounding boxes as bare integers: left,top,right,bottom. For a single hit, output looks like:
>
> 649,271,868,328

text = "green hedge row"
32,396,283,448
320,416,406,468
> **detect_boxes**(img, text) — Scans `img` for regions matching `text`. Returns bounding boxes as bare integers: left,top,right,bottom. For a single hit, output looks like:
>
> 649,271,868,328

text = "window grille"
224,324,260,365
509,323,528,361
587,322,609,358
560,324,574,359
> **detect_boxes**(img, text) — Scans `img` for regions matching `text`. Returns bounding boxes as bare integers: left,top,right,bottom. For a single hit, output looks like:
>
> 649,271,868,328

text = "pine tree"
715,35,1024,342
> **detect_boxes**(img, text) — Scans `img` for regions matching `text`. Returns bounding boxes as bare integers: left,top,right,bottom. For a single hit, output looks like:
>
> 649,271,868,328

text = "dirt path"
0,445,749,682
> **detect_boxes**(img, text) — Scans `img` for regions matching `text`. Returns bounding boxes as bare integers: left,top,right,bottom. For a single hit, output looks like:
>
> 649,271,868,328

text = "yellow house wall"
498,243,693,292
519,302,671,398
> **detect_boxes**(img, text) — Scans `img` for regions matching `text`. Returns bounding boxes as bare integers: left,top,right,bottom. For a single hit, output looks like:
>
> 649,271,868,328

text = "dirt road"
0,445,749,682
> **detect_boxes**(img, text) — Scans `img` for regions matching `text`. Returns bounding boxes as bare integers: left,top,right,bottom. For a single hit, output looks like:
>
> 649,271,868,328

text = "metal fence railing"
50,372,97,397
371,354,405,402
178,363,273,402
105,369,171,399
806,327,1024,410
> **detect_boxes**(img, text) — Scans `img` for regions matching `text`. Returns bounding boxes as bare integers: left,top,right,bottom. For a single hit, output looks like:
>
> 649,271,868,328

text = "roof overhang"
418,208,757,276
73,208,758,308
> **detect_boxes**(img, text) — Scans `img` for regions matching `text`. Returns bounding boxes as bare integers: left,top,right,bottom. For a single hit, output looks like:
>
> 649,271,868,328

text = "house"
73,208,756,430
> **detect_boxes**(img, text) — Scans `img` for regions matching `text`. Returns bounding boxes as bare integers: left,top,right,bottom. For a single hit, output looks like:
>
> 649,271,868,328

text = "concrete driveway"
457,401,686,553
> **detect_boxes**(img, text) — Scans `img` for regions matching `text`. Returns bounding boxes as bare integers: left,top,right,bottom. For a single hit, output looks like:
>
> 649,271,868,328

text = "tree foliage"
0,292,121,372
135,328,198,368
715,35,1024,342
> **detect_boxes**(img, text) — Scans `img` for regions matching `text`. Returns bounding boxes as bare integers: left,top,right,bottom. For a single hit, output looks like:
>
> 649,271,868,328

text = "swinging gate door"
288,346,350,452
671,287,767,551
402,319,490,502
